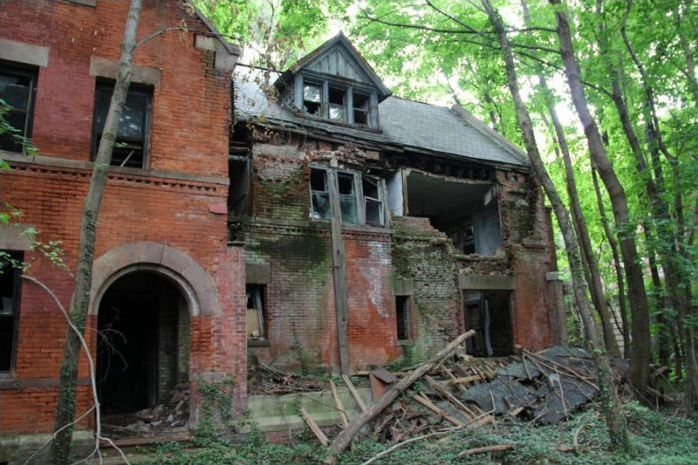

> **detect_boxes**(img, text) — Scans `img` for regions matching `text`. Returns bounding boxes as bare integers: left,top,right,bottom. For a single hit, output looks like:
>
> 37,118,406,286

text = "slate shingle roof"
234,70,528,168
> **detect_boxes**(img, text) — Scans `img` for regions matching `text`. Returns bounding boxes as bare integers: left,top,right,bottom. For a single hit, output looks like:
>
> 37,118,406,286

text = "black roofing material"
460,346,599,425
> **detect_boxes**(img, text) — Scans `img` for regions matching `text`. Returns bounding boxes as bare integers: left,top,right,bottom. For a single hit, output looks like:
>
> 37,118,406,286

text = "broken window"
303,82,322,115
311,167,385,226
337,171,359,224
353,92,369,126
296,76,375,128
395,295,411,341
363,176,384,226
0,61,37,153
328,87,346,121
310,167,331,220
0,251,22,373
464,291,512,357
92,80,152,168
246,284,267,340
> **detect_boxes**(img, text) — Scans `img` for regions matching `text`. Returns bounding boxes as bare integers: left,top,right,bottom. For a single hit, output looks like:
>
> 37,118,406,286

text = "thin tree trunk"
482,0,630,450
52,2,143,463
539,92,620,358
550,0,651,392
591,168,630,358
620,2,698,409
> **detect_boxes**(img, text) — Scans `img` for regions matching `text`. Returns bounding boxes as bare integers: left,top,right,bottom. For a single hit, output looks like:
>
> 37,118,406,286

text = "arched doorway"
97,270,190,416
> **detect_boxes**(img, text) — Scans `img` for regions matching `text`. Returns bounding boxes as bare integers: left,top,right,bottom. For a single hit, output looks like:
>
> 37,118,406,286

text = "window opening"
353,92,369,125
0,62,37,153
328,87,346,121
1,251,23,373
363,176,384,226
395,295,411,341
246,284,266,339
463,291,512,356
462,225,475,254
303,83,321,115
92,80,152,168
310,168,331,220
337,172,359,224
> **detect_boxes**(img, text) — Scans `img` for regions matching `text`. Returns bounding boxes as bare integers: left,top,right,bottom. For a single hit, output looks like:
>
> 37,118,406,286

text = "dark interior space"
97,270,189,415
406,172,502,255
463,290,513,356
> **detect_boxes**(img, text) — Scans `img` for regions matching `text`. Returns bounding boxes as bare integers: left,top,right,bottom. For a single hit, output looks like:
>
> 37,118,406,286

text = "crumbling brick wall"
243,133,400,371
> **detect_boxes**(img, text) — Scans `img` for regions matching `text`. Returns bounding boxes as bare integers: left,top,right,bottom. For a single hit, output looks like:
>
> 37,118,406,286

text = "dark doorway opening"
97,270,190,415
463,290,513,356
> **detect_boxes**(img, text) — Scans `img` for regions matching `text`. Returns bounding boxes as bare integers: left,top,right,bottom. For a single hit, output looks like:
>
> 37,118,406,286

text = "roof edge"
450,104,528,165
186,0,242,57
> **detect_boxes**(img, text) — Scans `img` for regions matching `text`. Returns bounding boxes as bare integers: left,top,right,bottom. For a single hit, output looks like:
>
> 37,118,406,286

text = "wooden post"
328,169,350,375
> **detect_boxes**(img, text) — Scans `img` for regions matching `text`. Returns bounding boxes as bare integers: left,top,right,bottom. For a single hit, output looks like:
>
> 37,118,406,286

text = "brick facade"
241,129,559,371
0,0,246,447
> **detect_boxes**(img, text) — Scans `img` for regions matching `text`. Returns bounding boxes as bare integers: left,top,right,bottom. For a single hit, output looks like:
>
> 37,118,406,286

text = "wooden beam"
328,169,350,375
300,407,329,446
324,330,476,463
342,375,367,413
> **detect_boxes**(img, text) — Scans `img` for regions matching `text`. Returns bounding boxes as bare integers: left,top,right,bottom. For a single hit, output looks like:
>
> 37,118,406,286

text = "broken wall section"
238,130,400,372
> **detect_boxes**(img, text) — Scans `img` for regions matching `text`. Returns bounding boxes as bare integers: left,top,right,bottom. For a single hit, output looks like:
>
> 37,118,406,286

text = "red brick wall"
0,0,229,177
0,0,246,435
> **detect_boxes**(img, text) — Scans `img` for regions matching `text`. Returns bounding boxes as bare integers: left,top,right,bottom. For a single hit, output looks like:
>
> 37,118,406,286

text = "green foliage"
147,399,697,465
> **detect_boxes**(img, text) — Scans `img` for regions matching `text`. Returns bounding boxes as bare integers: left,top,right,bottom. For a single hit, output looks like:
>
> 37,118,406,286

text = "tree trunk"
591,168,630,358
51,2,143,463
482,0,630,451
550,0,651,392
539,89,620,358
619,5,698,410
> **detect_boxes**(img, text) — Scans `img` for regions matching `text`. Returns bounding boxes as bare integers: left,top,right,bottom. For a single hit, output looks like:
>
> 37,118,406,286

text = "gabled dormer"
274,33,391,129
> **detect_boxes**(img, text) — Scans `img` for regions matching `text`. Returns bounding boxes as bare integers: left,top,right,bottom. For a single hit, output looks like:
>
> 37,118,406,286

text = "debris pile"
248,361,328,395
102,382,189,438
282,331,601,463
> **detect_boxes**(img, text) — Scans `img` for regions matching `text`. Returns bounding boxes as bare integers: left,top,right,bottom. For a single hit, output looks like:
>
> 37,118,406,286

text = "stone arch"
90,241,221,316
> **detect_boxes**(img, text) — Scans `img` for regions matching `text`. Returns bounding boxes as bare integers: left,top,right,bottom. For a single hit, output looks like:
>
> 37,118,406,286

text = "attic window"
328,87,346,121
303,83,321,115
296,76,376,128
353,92,369,125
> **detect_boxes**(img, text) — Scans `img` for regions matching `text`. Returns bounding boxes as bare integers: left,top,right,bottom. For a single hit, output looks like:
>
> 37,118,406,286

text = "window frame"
90,78,153,169
246,283,268,341
0,250,23,377
395,295,412,343
0,60,38,154
309,165,387,227
295,73,377,128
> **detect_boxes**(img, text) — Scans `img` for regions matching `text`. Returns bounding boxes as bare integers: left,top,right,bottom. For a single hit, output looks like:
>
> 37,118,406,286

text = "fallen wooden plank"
342,375,368,413
411,393,464,427
300,407,329,446
444,375,482,386
425,376,479,418
329,379,349,427
324,330,476,463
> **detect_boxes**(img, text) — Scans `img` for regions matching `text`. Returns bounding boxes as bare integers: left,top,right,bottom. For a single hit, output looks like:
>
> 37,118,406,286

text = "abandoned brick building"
0,0,563,457
233,33,564,373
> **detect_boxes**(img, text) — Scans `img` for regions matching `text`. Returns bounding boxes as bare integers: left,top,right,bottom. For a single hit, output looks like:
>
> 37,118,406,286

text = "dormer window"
303,82,321,115
275,33,391,129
